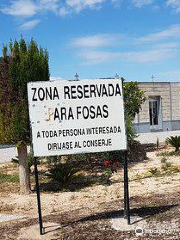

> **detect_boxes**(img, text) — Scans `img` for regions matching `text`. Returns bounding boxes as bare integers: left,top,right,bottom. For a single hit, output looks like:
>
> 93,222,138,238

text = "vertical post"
34,157,44,235
124,151,130,224
124,152,127,218
121,76,130,225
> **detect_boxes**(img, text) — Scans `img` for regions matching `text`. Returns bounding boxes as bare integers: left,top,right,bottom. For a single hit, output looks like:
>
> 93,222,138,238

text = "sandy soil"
0,147,180,239
1,148,179,216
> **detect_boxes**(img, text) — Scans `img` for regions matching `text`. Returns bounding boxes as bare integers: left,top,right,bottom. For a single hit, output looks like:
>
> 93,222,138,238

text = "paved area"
111,216,147,232
136,130,180,144
0,214,26,223
0,146,17,164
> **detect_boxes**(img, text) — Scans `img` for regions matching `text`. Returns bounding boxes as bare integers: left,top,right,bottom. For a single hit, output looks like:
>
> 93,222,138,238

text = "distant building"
133,82,180,133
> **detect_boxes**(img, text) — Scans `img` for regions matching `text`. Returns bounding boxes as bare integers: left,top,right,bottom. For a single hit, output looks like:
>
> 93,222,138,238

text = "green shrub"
166,136,180,152
125,114,137,144
48,163,81,187
100,168,113,185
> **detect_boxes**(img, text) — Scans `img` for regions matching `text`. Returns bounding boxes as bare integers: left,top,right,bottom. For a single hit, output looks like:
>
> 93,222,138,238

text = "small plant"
100,161,112,185
134,173,143,181
161,162,172,171
134,172,152,181
148,167,158,175
48,163,81,187
161,162,180,174
100,160,119,185
148,167,161,177
161,157,167,163
157,151,180,157
156,151,169,157
166,136,180,152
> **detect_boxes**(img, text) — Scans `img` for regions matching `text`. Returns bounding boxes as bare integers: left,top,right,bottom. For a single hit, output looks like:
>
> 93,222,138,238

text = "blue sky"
0,0,180,82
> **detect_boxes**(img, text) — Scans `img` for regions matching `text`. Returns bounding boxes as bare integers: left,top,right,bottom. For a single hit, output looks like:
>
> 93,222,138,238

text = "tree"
123,80,146,143
0,37,49,194
166,136,180,152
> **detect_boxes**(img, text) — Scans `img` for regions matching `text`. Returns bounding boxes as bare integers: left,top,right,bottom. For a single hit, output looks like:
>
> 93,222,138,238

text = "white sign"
28,79,127,157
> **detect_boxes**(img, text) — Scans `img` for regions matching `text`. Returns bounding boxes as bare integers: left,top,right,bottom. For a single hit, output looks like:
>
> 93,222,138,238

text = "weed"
133,172,152,181
161,162,172,171
157,151,180,157
156,151,169,157
0,173,19,183
149,167,159,175
134,173,143,181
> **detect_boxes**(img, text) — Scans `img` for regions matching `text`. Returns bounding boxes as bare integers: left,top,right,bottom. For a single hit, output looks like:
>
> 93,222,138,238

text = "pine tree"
0,37,49,194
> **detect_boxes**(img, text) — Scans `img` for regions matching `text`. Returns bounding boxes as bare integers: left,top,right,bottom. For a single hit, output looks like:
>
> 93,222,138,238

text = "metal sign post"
34,157,44,235
124,151,130,224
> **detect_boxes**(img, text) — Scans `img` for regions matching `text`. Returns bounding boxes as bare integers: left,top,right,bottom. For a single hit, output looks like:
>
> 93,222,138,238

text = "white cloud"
72,34,123,48
1,0,37,17
4,0,180,20
78,50,117,64
1,0,60,17
156,70,180,81
58,0,106,15
132,0,153,8
19,19,41,30
78,46,177,65
1,0,121,18
111,0,121,5
72,28,179,65
59,7,69,17
1,0,119,30
39,0,59,13
66,0,105,11
138,24,180,42
124,48,176,63
130,37,179,63
166,0,180,13
50,76,63,81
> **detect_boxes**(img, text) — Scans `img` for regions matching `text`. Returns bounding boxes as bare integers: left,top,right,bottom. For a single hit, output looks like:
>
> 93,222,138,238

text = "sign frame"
28,78,127,157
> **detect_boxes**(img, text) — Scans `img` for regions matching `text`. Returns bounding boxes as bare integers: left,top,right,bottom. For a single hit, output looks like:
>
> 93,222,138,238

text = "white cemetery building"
133,82,180,133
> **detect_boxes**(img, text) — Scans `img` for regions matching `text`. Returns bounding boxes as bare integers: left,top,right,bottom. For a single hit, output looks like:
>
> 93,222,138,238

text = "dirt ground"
0,145,180,240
